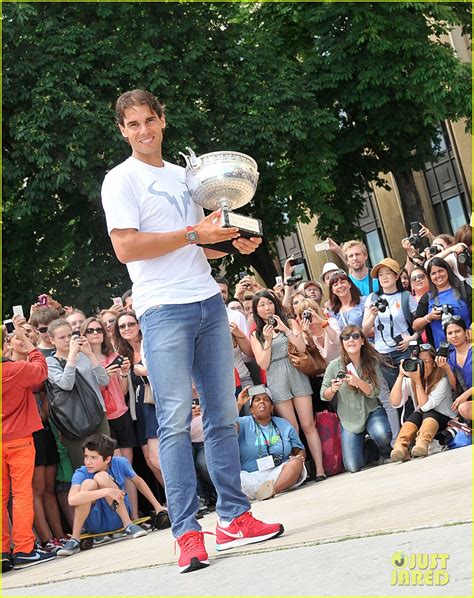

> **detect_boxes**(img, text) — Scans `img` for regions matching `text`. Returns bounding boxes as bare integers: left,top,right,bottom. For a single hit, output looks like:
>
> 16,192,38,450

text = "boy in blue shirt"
58,434,169,556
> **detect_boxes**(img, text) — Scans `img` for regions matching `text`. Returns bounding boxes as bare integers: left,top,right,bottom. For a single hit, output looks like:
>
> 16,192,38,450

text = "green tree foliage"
3,2,470,312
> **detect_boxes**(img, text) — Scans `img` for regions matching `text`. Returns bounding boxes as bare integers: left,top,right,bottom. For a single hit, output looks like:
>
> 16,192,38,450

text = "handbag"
288,337,326,377
45,360,104,441
315,410,344,476
143,383,155,405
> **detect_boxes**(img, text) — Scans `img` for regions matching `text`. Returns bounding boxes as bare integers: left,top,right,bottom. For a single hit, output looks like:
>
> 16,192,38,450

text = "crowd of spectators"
2,223,471,571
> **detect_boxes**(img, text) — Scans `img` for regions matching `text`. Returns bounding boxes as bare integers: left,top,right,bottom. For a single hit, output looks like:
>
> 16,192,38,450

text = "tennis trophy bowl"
180,147,262,253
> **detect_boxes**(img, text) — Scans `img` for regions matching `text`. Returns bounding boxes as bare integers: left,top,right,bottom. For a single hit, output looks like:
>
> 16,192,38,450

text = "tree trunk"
391,168,426,229
247,237,278,287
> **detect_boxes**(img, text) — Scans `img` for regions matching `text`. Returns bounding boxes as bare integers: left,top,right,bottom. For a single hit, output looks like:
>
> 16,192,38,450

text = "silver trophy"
180,147,262,253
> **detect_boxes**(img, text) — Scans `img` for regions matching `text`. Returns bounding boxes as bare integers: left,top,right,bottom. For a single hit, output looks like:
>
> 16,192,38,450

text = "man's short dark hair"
115,89,164,126
82,434,117,460
214,276,230,289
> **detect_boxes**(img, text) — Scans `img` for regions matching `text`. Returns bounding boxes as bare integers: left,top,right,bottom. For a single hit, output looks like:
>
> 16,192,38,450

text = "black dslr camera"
371,296,389,313
403,341,424,376
286,275,303,286
458,248,472,269
436,342,450,358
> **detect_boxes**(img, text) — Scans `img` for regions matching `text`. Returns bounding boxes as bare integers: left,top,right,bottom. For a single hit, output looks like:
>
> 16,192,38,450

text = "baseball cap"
248,384,273,403
370,258,401,278
298,280,323,293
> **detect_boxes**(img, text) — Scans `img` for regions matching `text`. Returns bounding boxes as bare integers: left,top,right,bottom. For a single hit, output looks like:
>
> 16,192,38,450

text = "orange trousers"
2,436,36,554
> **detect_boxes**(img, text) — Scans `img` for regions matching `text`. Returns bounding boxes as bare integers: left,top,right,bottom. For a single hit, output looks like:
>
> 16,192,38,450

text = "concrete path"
2,446,471,596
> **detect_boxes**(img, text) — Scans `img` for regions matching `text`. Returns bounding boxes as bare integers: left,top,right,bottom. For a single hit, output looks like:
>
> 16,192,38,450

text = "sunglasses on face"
341,332,362,341
85,328,104,335
119,322,137,330
410,274,426,282
38,327,48,333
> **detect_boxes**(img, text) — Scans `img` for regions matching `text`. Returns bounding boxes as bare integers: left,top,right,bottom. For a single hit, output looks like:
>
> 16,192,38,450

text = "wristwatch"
185,226,199,244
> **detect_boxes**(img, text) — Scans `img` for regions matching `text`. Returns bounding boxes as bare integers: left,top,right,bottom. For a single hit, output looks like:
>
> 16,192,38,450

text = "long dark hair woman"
321,325,392,473
390,344,454,461
413,257,471,348
327,270,365,330
445,317,472,421
114,311,164,489
250,290,326,481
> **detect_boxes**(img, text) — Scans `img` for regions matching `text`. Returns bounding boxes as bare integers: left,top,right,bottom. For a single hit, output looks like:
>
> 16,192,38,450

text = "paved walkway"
2,446,471,596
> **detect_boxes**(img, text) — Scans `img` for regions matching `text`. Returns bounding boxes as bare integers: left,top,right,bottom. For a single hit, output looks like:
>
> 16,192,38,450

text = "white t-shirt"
364,291,418,354
102,157,219,317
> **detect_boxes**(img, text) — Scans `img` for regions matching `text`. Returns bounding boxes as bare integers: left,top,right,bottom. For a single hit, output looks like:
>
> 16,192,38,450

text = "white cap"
320,262,340,282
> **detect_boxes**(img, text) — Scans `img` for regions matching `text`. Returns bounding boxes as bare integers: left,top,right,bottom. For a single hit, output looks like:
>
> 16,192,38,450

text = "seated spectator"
321,325,392,473
342,240,380,296
445,317,472,422
413,257,471,348
9,325,68,554
2,317,56,571
46,319,110,469
250,290,326,481
236,386,307,501
66,309,86,334
390,345,454,461
57,434,169,557
82,317,139,519
327,269,365,330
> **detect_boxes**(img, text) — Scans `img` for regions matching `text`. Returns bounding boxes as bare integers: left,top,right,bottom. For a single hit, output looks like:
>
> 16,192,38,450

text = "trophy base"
198,209,262,254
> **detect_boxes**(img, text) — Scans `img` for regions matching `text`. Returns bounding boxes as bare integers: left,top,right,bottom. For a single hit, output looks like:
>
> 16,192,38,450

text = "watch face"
186,230,198,243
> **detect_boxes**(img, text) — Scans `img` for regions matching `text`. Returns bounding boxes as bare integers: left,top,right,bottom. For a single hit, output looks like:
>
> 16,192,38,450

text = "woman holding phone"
113,311,164,488
321,325,392,473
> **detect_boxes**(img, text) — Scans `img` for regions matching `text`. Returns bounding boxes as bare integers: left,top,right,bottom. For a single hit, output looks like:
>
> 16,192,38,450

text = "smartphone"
71,330,81,337
4,320,14,334
192,398,200,406
289,257,305,266
314,241,330,252
112,297,123,307
239,271,248,279
12,305,24,318
108,355,125,368
275,276,283,285
393,334,404,344
410,221,420,235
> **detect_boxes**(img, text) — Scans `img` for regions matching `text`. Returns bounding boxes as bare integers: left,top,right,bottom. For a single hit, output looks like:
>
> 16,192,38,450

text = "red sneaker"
215,511,284,551
176,531,210,573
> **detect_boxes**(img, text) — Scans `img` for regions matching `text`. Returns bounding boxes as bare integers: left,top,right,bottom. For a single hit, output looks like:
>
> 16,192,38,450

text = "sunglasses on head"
410,273,426,282
341,332,362,341
329,269,348,282
85,327,104,335
119,322,137,330
37,326,48,333
419,343,434,352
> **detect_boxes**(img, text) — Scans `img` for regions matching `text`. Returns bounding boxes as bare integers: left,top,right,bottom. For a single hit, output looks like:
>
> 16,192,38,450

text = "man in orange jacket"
2,316,56,571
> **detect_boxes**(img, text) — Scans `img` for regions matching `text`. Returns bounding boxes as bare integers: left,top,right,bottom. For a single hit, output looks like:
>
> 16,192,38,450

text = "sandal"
314,475,327,482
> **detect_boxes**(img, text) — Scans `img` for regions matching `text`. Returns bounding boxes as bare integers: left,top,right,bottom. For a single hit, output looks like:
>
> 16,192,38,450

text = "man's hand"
194,209,240,245
232,236,262,255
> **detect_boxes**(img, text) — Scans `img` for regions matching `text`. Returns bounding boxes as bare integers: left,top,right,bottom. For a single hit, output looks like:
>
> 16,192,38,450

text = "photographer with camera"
321,325,392,473
281,256,305,311
362,259,418,391
445,317,472,422
235,386,307,501
425,225,472,288
46,319,110,469
251,290,326,481
390,344,453,461
413,257,471,348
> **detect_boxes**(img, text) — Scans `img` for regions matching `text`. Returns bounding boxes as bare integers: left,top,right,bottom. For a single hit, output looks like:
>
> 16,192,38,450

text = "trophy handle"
179,146,200,171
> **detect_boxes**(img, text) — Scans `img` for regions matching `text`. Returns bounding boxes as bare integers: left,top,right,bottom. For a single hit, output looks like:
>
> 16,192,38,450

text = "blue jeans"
140,293,250,537
340,408,392,473
381,348,412,389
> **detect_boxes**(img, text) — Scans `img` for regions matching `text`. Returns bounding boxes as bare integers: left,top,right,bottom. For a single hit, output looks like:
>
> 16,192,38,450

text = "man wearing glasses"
101,89,283,574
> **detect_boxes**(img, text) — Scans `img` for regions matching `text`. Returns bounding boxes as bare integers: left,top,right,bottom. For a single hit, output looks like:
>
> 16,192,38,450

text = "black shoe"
13,549,56,569
2,552,13,573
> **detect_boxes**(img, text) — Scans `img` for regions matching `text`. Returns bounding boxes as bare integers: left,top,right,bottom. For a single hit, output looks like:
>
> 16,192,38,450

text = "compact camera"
272,455,283,467
286,275,303,286
336,371,347,380
436,342,450,358
428,244,442,256
302,310,312,322
109,354,125,368
458,249,472,269
267,316,277,328
371,297,389,313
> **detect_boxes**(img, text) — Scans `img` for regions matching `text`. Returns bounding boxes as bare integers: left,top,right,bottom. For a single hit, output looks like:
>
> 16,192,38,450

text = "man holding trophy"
102,89,283,573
